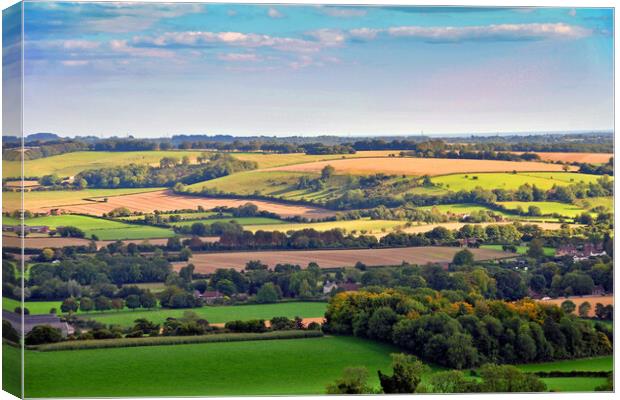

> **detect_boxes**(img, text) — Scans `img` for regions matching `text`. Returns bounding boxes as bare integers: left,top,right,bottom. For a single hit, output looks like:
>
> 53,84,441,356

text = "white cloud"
217,53,260,62
387,23,591,42
322,7,367,18
110,39,175,58
268,8,284,19
135,31,323,53
306,29,346,46
349,28,380,40
61,60,89,67
63,40,100,50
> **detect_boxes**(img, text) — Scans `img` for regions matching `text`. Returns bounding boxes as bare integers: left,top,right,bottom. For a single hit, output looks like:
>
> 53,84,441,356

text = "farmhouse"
2,310,74,336
322,281,360,294
556,243,606,261
194,290,224,304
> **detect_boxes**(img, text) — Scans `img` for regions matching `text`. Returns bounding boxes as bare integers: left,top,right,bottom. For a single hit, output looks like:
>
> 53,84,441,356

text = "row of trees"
324,289,612,369
74,153,257,188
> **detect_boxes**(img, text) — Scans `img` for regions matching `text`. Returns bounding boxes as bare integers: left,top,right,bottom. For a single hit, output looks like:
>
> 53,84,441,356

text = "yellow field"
265,157,574,176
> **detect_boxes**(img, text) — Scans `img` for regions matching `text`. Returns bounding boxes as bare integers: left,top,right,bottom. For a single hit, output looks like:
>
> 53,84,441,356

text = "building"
322,281,360,295
194,290,224,304
2,310,74,337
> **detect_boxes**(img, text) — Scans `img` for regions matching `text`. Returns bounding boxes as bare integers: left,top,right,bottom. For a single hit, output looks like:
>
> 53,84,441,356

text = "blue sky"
10,3,615,137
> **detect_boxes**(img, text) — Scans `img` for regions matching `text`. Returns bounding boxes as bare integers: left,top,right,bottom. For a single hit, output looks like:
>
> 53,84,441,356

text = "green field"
79,301,328,327
480,244,556,257
576,196,614,212
9,339,611,396
516,356,612,373
170,216,283,228
3,297,61,314
2,214,174,240
432,172,603,192
15,336,398,397
497,201,586,218
3,151,208,178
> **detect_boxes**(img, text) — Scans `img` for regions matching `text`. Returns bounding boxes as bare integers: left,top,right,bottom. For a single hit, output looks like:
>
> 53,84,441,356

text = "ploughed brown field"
2,235,218,250
536,295,613,318
39,190,336,219
264,157,575,176
516,152,613,164
176,246,508,273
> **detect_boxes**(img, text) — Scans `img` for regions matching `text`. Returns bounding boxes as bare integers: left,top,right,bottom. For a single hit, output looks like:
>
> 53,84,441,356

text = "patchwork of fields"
265,157,575,176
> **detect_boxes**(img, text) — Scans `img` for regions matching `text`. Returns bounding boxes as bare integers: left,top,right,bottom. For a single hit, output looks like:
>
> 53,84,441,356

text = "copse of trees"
324,289,612,369
75,153,257,189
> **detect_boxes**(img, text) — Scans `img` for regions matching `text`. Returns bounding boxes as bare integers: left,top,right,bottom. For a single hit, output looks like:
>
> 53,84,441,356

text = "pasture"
18,336,398,397
496,201,586,218
2,214,174,240
480,244,556,257
432,172,602,192
264,157,574,176
80,301,328,328
3,150,207,178
179,246,508,273
517,356,612,392
577,196,613,212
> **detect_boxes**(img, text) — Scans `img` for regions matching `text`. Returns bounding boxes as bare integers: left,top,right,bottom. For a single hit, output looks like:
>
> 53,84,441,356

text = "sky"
3,2,615,137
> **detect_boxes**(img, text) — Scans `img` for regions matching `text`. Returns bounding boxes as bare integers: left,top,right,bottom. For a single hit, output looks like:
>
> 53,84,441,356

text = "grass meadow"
8,342,612,397
496,201,587,218
68,301,328,327
432,172,603,192
2,214,174,240
169,216,283,227
16,336,398,397
480,244,556,257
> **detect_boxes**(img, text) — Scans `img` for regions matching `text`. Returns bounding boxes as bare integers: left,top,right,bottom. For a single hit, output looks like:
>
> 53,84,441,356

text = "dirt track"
176,246,508,273
265,157,574,176
46,190,335,219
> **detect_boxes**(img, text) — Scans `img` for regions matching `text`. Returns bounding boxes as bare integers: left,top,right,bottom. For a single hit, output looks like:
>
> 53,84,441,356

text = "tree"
367,307,399,341
111,298,125,311
560,300,576,314
25,325,62,345
326,367,373,394
527,239,545,259
94,296,112,311
216,279,236,296
478,364,546,393
321,164,335,180
256,283,279,304
79,297,94,312
578,301,592,318
140,291,157,309
126,294,142,309
378,353,427,393
60,297,79,314
2,320,20,343
427,370,474,393
41,248,54,261
452,249,474,266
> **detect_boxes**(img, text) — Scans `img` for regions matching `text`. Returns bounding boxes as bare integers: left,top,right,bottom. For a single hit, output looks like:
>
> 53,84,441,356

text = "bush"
224,319,267,333
25,325,63,345
2,320,20,343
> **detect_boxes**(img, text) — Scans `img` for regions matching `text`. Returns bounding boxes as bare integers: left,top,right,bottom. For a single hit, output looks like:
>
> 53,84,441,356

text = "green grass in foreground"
2,343,21,397
3,297,61,314
480,244,556,257
18,336,398,397
80,301,328,327
516,356,612,373
13,339,612,397
2,214,174,240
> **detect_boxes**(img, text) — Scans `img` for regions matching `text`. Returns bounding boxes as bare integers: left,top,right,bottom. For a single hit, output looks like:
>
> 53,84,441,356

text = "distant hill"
27,132,61,141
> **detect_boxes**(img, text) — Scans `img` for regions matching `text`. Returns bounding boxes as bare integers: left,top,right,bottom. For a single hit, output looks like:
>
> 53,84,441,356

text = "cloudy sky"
9,2,615,137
